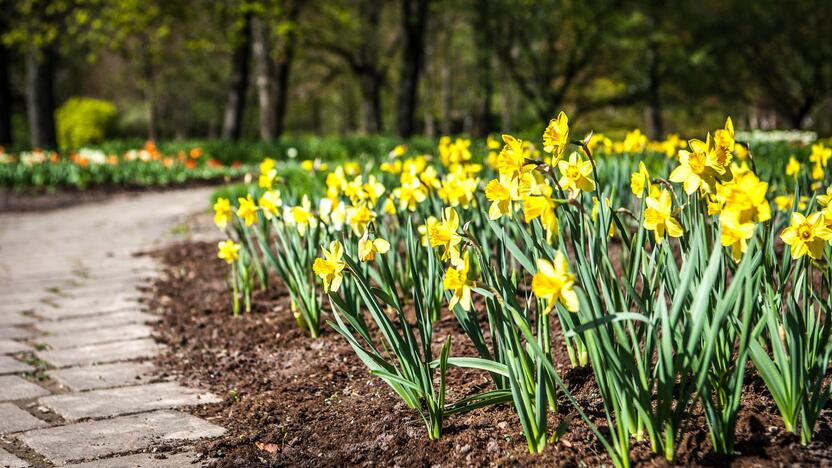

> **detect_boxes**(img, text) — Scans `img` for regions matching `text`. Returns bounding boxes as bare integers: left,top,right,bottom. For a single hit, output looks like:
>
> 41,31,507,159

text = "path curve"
0,188,224,467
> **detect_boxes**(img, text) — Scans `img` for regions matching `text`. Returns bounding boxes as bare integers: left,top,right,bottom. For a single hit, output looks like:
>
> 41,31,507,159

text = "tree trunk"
395,0,428,138
252,17,275,140
359,72,383,133
499,67,512,132
25,47,57,149
472,0,493,137
0,38,12,145
141,47,158,141
273,34,296,139
222,14,253,140
274,1,303,139
644,12,663,139
439,27,452,135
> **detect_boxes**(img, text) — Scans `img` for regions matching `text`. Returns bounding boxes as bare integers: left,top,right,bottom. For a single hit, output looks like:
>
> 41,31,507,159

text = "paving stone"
0,403,48,433
0,356,34,375
36,338,163,368
0,313,36,326
17,410,225,465
35,311,158,334
49,362,155,391
39,324,153,350
65,451,199,467
0,339,34,354
0,326,36,339
40,382,220,421
0,376,50,401
0,447,29,467
36,299,145,321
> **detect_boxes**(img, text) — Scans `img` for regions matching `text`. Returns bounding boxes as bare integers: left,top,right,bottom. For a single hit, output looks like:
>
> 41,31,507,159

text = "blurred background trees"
0,0,830,148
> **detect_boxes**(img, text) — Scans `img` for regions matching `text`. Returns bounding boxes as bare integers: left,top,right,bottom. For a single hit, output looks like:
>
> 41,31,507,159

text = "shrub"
56,97,118,149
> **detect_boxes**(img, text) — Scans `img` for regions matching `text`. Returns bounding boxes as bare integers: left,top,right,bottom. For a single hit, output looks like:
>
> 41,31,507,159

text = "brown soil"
146,241,832,467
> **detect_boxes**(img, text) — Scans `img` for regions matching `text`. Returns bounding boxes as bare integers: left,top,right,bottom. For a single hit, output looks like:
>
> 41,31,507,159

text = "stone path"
0,188,224,467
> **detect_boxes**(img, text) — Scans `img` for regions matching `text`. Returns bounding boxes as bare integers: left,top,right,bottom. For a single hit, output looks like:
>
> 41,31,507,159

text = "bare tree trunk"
222,14,253,140
644,11,663,139
252,17,275,140
25,47,57,148
439,26,452,135
359,72,383,133
141,48,158,141
274,1,303,139
273,36,296,139
472,0,493,137
395,0,428,138
0,38,12,145
499,67,512,132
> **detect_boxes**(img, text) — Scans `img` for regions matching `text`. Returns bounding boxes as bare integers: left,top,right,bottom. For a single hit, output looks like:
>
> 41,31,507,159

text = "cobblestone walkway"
0,188,223,467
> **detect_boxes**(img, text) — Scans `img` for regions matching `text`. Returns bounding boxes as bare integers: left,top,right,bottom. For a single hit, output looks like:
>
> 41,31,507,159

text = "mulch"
145,241,832,467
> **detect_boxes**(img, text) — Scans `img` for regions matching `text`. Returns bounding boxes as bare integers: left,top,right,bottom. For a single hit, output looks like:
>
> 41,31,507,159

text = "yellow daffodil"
236,195,258,226
774,194,808,212
429,207,463,266
496,134,534,181
669,137,723,195
734,142,748,160
543,111,569,160
363,175,385,206
390,144,407,158
444,251,475,311
346,204,376,237
438,137,472,168
715,165,771,223
437,168,478,208
630,161,651,198
786,156,801,178
818,186,832,207
213,197,233,230
344,175,368,204
258,190,282,219
259,157,276,175
531,251,579,313
383,198,397,215
720,212,756,261
643,188,684,244
313,240,346,293
780,212,832,260
259,169,277,189
557,152,596,197
809,143,831,168
523,185,559,244
485,176,516,220
394,179,427,211
217,239,240,264
419,216,438,246
358,234,391,262
713,117,735,169
326,166,347,199
286,195,317,236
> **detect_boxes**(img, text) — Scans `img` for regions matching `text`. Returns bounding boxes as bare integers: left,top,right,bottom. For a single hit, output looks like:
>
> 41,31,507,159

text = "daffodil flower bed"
211,115,832,467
